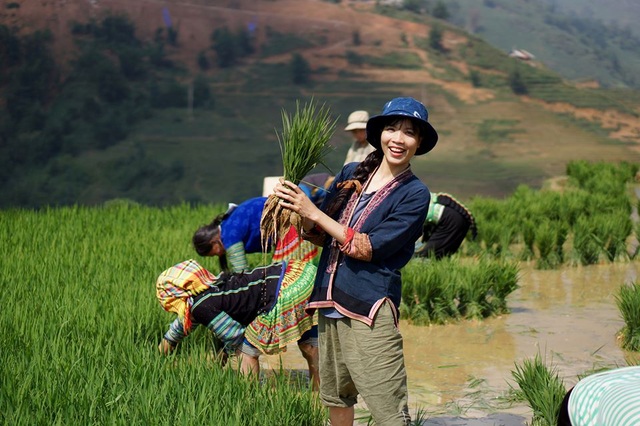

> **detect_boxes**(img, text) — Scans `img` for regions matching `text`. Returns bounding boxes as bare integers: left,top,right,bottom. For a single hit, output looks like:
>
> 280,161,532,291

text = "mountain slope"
448,0,640,89
1,0,640,205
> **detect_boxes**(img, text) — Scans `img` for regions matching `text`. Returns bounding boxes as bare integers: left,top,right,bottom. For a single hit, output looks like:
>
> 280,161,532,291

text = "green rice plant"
520,219,536,261
0,205,326,425
478,221,502,257
596,212,633,262
402,257,519,324
498,222,518,260
510,353,567,426
260,99,336,248
615,282,640,352
562,190,590,228
633,221,640,259
555,222,569,265
456,265,492,320
401,258,458,324
567,160,635,198
534,220,559,270
571,217,602,265
484,259,520,314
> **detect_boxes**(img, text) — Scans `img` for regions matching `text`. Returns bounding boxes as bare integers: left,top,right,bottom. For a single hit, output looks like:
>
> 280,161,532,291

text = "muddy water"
261,261,639,424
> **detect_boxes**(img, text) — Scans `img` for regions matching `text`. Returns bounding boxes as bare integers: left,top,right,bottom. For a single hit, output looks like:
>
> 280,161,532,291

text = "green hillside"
1,0,639,207
448,0,640,89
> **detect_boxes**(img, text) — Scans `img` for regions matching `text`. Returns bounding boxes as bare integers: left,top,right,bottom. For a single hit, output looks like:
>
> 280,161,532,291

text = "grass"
476,119,524,144
0,204,326,425
401,256,520,324
510,353,567,426
616,282,640,351
461,161,638,268
347,50,425,69
260,99,337,247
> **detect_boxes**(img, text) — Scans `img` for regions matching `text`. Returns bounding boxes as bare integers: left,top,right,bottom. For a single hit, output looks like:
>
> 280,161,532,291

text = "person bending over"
157,258,319,389
414,192,477,259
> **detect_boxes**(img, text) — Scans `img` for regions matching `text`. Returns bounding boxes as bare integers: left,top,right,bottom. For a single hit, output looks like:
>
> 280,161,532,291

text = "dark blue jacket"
307,163,429,325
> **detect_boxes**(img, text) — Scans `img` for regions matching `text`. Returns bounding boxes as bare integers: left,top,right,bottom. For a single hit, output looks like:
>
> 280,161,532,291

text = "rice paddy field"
0,203,326,425
2,161,640,425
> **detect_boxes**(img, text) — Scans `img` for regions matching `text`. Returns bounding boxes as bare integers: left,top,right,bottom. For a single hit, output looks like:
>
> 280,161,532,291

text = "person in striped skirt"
557,365,640,426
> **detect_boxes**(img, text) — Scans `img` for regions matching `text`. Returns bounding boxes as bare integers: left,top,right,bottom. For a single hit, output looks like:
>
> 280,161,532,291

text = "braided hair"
192,211,231,271
324,150,383,218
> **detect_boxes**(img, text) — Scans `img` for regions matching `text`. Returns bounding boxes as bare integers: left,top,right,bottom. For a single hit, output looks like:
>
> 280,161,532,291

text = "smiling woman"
273,96,439,426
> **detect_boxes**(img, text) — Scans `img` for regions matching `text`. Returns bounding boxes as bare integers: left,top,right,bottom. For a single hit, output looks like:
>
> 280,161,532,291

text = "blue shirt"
221,197,268,254
307,163,430,324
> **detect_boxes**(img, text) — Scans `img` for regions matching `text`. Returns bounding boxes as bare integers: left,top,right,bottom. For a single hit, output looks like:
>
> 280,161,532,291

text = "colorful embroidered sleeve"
226,241,249,272
163,318,197,346
207,311,246,354
339,229,372,261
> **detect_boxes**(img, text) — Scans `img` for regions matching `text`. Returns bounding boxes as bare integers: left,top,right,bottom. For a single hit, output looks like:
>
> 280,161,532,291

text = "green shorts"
318,301,411,426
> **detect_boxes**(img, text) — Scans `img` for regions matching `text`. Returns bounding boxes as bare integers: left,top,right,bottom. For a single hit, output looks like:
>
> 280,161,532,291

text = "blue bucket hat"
366,97,438,156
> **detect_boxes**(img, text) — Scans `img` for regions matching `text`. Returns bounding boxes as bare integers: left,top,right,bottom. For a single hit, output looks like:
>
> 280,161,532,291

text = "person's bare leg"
237,351,260,379
329,406,354,426
298,343,320,391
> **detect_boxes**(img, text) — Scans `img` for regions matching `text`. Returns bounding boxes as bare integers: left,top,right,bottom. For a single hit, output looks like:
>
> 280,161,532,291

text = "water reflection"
262,261,639,419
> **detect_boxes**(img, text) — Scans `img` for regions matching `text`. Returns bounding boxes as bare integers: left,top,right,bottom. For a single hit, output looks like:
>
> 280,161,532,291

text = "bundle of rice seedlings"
616,282,640,351
260,99,336,252
510,353,566,426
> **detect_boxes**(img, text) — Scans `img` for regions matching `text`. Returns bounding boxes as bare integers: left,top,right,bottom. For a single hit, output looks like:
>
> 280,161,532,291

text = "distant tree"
509,68,528,95
290,53,310,85
197,50,210,71
211,27,255,68
428,25,445,52
352,30,361,46
0,25,21,70
167,27,178,46
346,50,363,66
98,14,139,46
5,30,57,123
236,28,255,56
118,46,147,80
469,69,481,87
403,0,428,14
211,27,237,68
432,1,450,20
192,74,213,109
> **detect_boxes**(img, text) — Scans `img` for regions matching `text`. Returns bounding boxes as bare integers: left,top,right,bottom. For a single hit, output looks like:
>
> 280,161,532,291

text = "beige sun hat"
344,110,369,131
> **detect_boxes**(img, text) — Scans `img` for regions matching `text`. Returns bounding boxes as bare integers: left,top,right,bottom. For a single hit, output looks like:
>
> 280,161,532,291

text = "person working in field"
343,110,375,165
157,258,318,389
557,365,640,425
413,192,477,259
174,196,319,389
274,97,438,426
299,173,334,208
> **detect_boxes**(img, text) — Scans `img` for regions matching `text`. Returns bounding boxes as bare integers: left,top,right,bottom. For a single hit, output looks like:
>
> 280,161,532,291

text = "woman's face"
206,238,225,257
380,118,421,168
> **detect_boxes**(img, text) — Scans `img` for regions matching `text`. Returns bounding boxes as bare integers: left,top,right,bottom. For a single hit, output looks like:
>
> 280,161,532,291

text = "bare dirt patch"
523,98,640,147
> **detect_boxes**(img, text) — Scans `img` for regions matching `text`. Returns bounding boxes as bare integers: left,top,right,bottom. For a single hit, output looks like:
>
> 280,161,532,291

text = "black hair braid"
324,150,383,218
192,211,231,256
